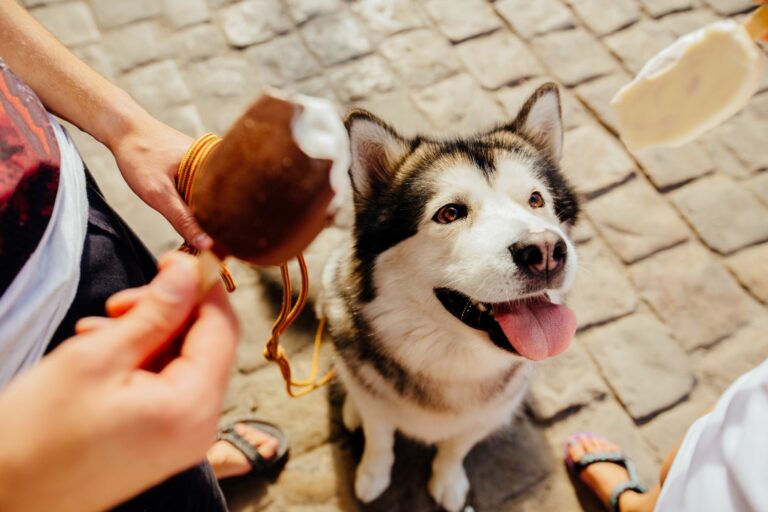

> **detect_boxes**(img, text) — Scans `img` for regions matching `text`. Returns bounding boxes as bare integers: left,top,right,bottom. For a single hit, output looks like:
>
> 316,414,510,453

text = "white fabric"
656,358,768,512
0,116,88,389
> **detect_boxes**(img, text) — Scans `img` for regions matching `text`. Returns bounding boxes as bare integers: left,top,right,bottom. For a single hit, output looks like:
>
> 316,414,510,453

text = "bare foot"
566,433,644,510
207,423,280,480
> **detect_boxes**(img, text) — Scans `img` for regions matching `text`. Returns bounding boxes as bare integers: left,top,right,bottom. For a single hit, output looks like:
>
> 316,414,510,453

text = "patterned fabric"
0,58,60,296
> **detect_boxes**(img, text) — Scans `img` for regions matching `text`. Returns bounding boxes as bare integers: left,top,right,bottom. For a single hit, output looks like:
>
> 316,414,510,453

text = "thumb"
162,192,213,251
108,253,201,367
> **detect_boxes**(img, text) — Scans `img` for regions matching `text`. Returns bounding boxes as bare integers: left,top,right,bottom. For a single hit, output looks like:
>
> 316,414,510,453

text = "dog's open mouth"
434,288,577,361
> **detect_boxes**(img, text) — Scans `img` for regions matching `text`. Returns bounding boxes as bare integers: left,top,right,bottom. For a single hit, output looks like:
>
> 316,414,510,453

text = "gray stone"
379,29,460,88
244,33,321,86
284,77,339,105
497,78,591,131
567,238,639,330
571,218,596,244
502,465,583,512
527,340,610,421
726,243,768,303
300,11,372,65
693,316,768,395
561,124,636,196
703,0,755,15
698,131,750,180
456,31,544,90
32,2,100,47
184,55,254,99
351,0,427,41
284,0,341,24
746,171,768,208
90,0,160,28
583,314,695,421
630,242,754,350
660,9,720,37
424,0,502,43
162,0,209,28
575,72,632,134
412,74,506,135
716,112,768,173
123,60,191,112
72,44,115,80
531,29,619,86
634,142,716,189
586,177,690,263
356,90,434,137
494,0,574,40
565,0,640,35
169,24,228,64
603,21,677,74
217,0,292,48
104,21,163,72
327,55,395,102
639,0,693,17
671,175,768,254
155,104,206,137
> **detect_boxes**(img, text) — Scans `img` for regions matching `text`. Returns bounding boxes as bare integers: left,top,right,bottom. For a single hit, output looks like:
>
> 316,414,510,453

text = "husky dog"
318,83,580,511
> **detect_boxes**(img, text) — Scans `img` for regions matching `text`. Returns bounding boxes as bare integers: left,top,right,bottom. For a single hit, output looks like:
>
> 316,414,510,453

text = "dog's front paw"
342,396,362,432
355,462,391,503
429,465,470,512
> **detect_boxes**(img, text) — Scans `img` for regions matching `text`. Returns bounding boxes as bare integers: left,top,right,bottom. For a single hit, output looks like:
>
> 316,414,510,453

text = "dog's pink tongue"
492,300,576,360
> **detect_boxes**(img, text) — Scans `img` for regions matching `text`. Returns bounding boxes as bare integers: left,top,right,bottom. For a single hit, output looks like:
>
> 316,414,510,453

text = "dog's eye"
528,191,545,209
433,204,467,224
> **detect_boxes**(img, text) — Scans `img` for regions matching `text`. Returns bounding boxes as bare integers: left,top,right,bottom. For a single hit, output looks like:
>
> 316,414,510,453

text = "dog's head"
345,83,579,361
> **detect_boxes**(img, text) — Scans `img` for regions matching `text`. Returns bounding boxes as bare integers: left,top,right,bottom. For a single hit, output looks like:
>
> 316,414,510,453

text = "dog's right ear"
345,109,411,200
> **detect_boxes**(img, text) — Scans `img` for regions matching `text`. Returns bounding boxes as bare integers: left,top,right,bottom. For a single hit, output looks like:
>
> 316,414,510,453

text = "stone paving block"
603,21,677,74
73,44,115,81
412,74,506,135
726,243,768,303
379,29,460,88
502,464,583,512
284,76,339,105
327,55,395,102
698,131,750,179
660,9,720,36
716,112,768,173
169,24,228,64
497,78,591,130
156,104,206,137
300,11,372,66
575,72,632,134
693,316,768,395
161,0,209,28
218,0,292,48
424,0,502,43
586,177,690,263
527,340,610,421
746,171,768,207
285,0,341,24
32,2,100,47
703,0,755,15
565,0,640,36
123,60,191,112
572,218,596,244
561,124,636,196
104,21,163,72
351,0,427,41
244,33,321,86
456,31,544,90
185,55,254,99
494,0,574,40
639,0,693,17
634,142,715,189
630,242,754,350
356,90,434,137
531,29,619,86
671,174,768,254
583,314,695,421
90,0,160,28
567,238,639,330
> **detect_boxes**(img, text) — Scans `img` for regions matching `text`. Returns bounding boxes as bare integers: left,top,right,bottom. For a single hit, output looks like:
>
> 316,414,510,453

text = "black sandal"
217,419,289,474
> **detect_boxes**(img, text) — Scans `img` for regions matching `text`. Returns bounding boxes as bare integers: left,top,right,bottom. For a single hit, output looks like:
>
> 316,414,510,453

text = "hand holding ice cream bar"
611,4,768,152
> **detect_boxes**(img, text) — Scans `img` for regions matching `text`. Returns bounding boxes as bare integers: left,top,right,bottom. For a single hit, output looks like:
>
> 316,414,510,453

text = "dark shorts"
48,171,227,512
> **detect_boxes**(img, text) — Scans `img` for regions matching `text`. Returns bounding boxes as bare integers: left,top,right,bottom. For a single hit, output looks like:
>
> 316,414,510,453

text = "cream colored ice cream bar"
612,19,766,152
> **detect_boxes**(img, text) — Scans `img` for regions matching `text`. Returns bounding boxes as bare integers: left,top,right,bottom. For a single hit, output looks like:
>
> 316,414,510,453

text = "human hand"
0,253,238,512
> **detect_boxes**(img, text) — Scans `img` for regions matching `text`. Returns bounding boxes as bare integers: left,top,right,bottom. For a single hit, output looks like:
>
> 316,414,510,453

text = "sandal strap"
217,427,268,470
609,481,648,512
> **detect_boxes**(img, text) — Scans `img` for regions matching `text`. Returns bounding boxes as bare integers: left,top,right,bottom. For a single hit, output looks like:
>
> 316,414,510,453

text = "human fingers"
151,181,212,250
105,286,148,317
75,316,112,334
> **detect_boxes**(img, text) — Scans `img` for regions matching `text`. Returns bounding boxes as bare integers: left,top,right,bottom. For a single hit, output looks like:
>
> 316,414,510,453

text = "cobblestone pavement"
27,0,768,510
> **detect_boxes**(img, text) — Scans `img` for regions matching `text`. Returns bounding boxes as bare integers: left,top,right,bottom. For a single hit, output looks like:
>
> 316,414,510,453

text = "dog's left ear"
509,82,563,162
345,109,411,200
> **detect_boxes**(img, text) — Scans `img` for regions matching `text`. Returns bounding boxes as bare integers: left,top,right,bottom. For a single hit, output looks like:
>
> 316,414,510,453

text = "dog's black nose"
510,232,567,281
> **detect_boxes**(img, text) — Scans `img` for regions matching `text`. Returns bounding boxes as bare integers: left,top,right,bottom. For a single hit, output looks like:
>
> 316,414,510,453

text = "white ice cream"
612,20,765,152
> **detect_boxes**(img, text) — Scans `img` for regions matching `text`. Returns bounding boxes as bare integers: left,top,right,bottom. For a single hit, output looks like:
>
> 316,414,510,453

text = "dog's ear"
345,109,411,199
509,82,563,162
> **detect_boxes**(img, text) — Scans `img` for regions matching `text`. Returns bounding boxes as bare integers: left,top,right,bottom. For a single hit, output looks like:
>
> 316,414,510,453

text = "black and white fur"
316,83,580,511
